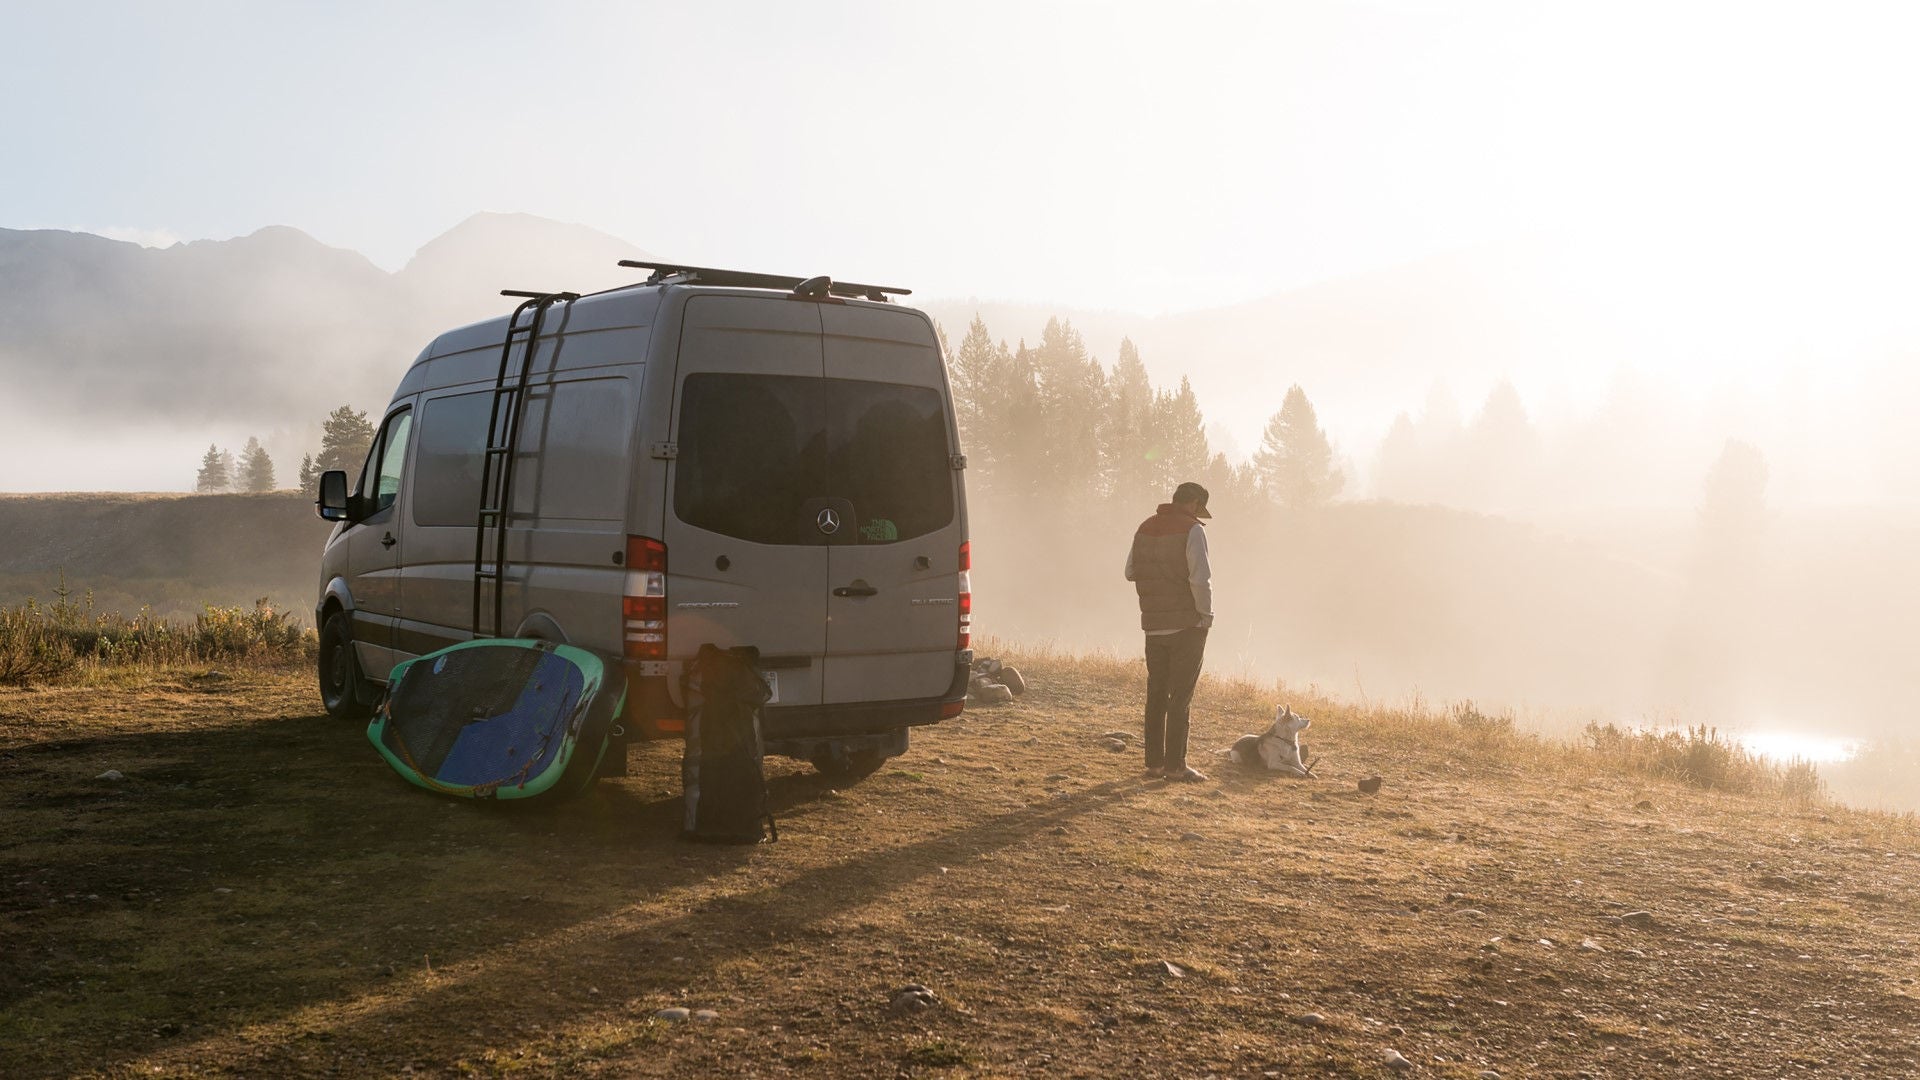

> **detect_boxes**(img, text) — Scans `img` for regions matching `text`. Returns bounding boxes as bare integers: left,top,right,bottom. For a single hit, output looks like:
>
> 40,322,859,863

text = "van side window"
511,378,633,521
369,409,412,515
411,380,633,529
675,374,953,545
411,392,492,527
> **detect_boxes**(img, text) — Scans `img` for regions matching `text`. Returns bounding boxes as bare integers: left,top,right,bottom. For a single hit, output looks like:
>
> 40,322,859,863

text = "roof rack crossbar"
615,260,911,300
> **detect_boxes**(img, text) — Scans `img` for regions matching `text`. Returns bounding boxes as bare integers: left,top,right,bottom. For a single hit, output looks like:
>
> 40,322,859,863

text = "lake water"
1734,730,1861,764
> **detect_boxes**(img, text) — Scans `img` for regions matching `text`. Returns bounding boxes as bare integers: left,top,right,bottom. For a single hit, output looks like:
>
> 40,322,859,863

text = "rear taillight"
623,536,667,660
957,540,972,650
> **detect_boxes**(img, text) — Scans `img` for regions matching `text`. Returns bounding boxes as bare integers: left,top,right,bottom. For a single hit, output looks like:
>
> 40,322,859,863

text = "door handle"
833,584,878,598
381,533,397,549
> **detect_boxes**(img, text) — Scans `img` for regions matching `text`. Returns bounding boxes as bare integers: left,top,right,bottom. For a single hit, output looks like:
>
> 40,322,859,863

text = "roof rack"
616,260,912,303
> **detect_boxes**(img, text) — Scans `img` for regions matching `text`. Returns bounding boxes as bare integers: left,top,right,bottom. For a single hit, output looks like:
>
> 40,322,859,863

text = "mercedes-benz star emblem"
816,508,841,535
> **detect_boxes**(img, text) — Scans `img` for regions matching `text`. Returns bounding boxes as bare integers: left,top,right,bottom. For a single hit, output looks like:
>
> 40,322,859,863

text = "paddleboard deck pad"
368,639,626,800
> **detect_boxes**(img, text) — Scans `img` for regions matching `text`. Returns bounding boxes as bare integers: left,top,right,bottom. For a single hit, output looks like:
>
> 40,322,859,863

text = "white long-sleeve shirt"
1124,523,1213,634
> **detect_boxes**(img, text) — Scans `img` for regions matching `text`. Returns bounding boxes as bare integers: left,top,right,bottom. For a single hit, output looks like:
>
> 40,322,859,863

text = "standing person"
1124,481,1214,782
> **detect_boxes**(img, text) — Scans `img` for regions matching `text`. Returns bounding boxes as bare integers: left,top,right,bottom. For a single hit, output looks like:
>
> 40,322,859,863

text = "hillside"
0,492,326,620
3,651,1917,1077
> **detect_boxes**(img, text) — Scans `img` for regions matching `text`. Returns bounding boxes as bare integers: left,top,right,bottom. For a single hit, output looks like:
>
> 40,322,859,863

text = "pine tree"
1203,451,1261,512
1029,318,1107,501
195,444,230,492
216,449,236,491
1253,384,1344,510
1373,412,1423,502
1460,380,1538,510
316,406,376,478
993,341,1046,506
1699,439,1769,540
1152,377,1212,494
948,315,1002,471
297,454,317,494
239,437,275,492
1104,338,1158,503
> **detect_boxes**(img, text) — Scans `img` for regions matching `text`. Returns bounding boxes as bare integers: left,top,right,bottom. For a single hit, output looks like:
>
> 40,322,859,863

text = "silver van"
313,263,972,778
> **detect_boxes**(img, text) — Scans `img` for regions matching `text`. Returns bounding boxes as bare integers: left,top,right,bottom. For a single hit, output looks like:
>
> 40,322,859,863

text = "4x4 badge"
816,508,841,535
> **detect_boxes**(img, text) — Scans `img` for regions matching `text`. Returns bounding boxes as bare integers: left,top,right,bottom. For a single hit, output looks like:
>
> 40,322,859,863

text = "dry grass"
1583,721,1826,801
4,645,1919,1078
0,581,314,687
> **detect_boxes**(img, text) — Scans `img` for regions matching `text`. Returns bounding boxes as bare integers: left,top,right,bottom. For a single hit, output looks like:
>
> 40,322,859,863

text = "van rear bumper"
623,651,971,741
766,653,971,738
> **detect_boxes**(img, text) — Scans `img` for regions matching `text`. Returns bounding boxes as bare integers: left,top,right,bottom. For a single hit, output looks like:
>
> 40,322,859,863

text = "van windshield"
675,373,954,546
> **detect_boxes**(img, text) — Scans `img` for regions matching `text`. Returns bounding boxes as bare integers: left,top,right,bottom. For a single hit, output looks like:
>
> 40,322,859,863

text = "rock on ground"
890,984,938,1014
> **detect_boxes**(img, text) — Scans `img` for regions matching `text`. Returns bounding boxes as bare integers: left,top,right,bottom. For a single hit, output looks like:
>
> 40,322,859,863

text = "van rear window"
675,374,954,545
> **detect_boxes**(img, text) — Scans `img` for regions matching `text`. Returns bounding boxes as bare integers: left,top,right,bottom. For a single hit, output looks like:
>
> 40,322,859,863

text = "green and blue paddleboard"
368,638,627,801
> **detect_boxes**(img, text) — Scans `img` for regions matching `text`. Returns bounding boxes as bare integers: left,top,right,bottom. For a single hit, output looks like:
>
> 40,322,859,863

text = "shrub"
0,601,80,686
1451,699,1516,736
1584,721,1825,801
0,581,316,687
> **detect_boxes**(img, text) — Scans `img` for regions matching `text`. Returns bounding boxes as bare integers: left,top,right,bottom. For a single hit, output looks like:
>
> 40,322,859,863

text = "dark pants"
1143,628,1207,770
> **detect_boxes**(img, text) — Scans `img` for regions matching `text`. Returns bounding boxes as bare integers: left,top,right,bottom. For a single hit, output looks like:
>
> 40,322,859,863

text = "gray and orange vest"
1131,504,1203,632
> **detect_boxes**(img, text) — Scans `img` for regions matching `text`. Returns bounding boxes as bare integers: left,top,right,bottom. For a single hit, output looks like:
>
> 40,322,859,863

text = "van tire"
812,747,888,782
319,612,372,721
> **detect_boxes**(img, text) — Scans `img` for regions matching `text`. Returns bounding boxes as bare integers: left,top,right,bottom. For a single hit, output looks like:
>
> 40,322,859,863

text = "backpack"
681,644,776,844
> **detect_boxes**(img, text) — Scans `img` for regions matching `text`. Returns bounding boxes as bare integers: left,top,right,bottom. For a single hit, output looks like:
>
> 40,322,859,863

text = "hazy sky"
7,1,1920,497
11,1,1920,315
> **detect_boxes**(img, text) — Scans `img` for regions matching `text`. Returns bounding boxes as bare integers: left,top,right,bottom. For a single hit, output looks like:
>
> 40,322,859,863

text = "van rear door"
661,295,829,708
818,305,964,704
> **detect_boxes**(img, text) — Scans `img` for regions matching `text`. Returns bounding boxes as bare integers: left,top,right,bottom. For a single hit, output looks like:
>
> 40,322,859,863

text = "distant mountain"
0,225,394,424
396,212,650,329
0,213,650,438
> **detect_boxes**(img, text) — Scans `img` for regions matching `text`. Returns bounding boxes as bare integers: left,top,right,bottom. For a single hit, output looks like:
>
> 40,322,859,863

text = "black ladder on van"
471,289,579,639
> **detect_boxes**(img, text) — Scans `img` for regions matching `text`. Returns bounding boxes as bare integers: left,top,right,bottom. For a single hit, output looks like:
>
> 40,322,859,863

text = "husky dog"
1225,704,1315,776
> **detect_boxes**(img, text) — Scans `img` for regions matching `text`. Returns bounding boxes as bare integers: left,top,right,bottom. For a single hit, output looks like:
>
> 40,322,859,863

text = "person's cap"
1172,481,1212,518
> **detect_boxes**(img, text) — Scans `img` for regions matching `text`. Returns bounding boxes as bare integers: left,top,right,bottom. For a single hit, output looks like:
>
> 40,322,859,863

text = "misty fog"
6,215,1918,812
940,302,1918,812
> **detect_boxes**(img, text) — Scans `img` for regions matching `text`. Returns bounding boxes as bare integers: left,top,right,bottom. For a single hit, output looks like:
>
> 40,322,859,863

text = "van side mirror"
316,470,352,521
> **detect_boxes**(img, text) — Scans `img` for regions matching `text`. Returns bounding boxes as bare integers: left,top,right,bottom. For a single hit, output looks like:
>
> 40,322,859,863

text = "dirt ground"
3,656,1919,1078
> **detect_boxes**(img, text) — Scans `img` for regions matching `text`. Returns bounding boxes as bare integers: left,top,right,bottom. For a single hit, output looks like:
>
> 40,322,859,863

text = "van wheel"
319,612,371,720
812,747,887,782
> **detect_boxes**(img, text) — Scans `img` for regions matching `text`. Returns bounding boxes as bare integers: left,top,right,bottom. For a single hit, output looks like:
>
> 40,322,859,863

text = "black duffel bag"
681,644,776,844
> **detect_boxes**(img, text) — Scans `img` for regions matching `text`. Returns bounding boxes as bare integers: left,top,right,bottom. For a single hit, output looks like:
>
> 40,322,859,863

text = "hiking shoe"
1142,766,1164,779
1167,765,1209,783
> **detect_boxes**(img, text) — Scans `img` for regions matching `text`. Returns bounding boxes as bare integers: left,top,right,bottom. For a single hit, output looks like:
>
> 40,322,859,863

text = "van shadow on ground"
0,688,1153,1076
